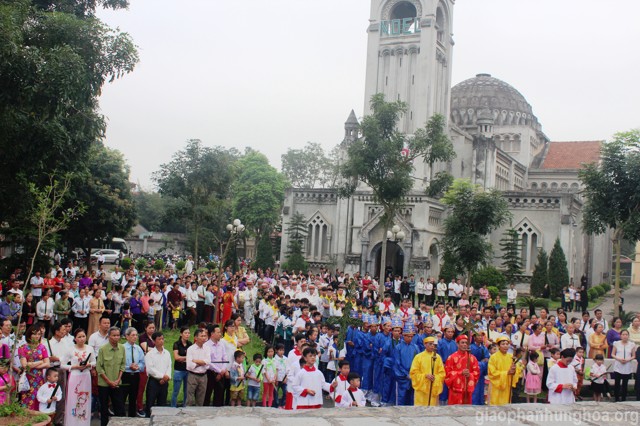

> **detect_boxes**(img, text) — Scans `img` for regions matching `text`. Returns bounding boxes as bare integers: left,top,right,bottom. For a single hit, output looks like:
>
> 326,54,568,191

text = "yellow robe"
487,350,523,405
410,350,445,406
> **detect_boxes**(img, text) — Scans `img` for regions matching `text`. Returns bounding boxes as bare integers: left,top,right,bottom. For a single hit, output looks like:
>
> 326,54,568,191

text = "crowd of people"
0,263,639,425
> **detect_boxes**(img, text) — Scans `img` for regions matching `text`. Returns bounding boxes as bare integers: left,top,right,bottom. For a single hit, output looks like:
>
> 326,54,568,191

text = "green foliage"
472,265,507,289
499,228,522,283
282,212,308,272
600,282,612,293
232,151,287,237
548,238,569,298
282,240,308,273
0,400,26,417
175,260,186,271
440,179,511,284
439,251,462,282
61,142,136,259
579,129,640,316
587,288,599,301
326,301,363,348
135,257,147,271
519,296,548,315
153,139,239,261
120,257,132,270
195,267,209,275
152,259,165,271
254,230,275,270
530,249,548,298
133,191,186,233
281,142,336,189
593,285,605,297
0,0,138,240
487,286,500,299
619,310,637,327
206,261,217,270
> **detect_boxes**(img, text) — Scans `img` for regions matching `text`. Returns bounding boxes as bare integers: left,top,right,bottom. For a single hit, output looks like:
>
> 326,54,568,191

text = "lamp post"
224,219,245,273
384,225,405,280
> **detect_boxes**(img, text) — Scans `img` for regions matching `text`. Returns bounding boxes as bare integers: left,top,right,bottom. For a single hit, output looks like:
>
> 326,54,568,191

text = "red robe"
444,350,480,405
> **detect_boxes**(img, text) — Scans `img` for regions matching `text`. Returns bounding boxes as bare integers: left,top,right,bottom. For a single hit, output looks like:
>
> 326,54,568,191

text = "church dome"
450,73,540,130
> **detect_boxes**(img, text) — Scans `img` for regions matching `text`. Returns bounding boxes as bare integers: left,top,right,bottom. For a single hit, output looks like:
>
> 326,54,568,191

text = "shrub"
600,282,612,293
620,280,630,289
152,259,165,271
587,288,599,301
594,285,605,297
120,257,132,270
195,267,209,275
135,257,147,271
472,265,507,290
487,286,500,299
175,260,186,271
206,261,217,270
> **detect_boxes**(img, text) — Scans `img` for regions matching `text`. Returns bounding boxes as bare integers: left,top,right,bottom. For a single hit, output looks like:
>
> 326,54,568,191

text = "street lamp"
387,225,405,243
224,219,245,272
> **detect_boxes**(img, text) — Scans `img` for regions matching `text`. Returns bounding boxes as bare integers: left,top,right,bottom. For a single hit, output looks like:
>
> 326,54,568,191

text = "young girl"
589,354,607,402
570,347,585,400
273,343,288,409
262,345,277,407
525,351,541,402
0,360,14,405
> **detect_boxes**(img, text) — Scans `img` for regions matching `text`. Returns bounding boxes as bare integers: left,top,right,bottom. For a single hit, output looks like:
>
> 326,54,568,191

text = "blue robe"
351,328,364,375
382,338,401,404
345,326,355,365
372,332,390,396
393,341,419,406
360,332,375,391
469,342,490,405
436,337,458,403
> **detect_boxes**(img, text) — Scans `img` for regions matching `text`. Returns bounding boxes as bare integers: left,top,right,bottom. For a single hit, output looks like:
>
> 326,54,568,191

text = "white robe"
336,387,367,408
329,373,349,402
292,366,330,409
546,362,577,405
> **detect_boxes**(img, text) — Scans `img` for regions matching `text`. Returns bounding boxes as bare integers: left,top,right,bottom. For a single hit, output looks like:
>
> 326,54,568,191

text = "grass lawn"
138,323,266,407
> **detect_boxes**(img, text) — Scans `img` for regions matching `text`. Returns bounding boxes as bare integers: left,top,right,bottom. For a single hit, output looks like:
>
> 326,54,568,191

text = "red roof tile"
540,141,602,169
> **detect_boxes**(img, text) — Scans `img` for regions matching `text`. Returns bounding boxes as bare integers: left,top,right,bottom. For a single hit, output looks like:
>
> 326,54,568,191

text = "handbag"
18,372,29,393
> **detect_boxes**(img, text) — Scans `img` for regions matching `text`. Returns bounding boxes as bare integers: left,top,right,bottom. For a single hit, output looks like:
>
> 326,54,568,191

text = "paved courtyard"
109,402,640,426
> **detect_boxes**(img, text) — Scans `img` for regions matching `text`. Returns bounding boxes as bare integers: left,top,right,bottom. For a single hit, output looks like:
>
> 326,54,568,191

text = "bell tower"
363,0,455,135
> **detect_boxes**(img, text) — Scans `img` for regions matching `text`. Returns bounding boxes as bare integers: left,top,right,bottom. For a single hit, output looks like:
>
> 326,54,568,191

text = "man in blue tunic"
469,332,490,405
412,321,436,352
436,325,458,405
382,317,403,406
360,315,375,397
393,322,420,406
371,316,391,406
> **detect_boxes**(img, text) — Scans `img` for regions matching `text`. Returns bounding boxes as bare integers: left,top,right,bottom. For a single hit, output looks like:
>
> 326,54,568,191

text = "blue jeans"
171,370,188,407
273,381,287,408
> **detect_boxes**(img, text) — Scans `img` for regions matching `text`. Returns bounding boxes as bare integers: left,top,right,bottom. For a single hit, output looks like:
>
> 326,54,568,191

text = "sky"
97,0,640,189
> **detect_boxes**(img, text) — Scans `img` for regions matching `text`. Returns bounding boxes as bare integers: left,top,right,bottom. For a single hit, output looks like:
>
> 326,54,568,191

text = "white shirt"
507,288,518,303
145,347,172,380
546,362,577,405
37,381,63,414
560,333,580,349
88,331,109,355
336,387,366,408
437,282,447,296
30,276,44,297
36,299,54,321
72,296,91,318
46,336,72,367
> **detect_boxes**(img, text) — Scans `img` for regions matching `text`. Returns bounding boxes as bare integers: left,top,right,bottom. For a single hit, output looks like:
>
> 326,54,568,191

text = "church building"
279,0,611,287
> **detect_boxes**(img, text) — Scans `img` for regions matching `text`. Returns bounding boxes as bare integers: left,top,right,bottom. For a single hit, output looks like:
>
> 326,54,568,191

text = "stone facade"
279,0,612,287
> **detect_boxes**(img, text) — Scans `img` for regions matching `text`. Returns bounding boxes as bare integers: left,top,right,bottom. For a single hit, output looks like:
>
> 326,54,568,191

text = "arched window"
436,6,447,44
307,213,331,260
516,220,541,273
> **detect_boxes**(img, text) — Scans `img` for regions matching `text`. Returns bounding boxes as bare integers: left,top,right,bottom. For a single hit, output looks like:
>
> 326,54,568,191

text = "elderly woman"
589,323,609,359
19,325,50,410
87,289,105,337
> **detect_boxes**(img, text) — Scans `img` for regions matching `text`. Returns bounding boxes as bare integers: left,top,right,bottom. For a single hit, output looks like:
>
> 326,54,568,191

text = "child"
273,343,288,408
326,335,346,384
37,368,63,421
336,372,366,407
147,299,156,324
570,347,585,400
329,360,350,404
262,346,277,407
525,351,541,403
0,360,15,405
229,350,246,407
121,301,132,333
547,348,561,369
246,353,263,407
291,347,330,409
589,354,608,402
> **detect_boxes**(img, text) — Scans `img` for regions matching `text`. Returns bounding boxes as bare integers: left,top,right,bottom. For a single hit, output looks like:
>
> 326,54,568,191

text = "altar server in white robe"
546,348,578,405
336,372,367,408
292,347,330,409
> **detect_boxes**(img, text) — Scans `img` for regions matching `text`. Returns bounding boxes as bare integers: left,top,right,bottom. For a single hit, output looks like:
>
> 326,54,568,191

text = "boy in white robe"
546,348,578,405
292,347,330,409
329,360,350,403
336,372,367,407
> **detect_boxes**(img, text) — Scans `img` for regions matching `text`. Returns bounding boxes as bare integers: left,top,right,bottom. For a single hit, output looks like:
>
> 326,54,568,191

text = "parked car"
90,249,122,264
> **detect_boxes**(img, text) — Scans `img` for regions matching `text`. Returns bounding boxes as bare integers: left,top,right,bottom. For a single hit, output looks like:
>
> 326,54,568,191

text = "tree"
61,142,136,263
472,265,507,290
338,94,456,295
281,142,330,188
499,228,523,284
440,179,511,289
133,191,186,233
530,249,548,298
282,212,308,272
232,151,287,237
254,229,275,270
548,238,569,299
0,0,138,230
579,129,640,316
153,139,238,261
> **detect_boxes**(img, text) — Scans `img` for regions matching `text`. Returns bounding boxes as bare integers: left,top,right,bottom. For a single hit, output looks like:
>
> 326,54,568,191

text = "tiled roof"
540,141,602,169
